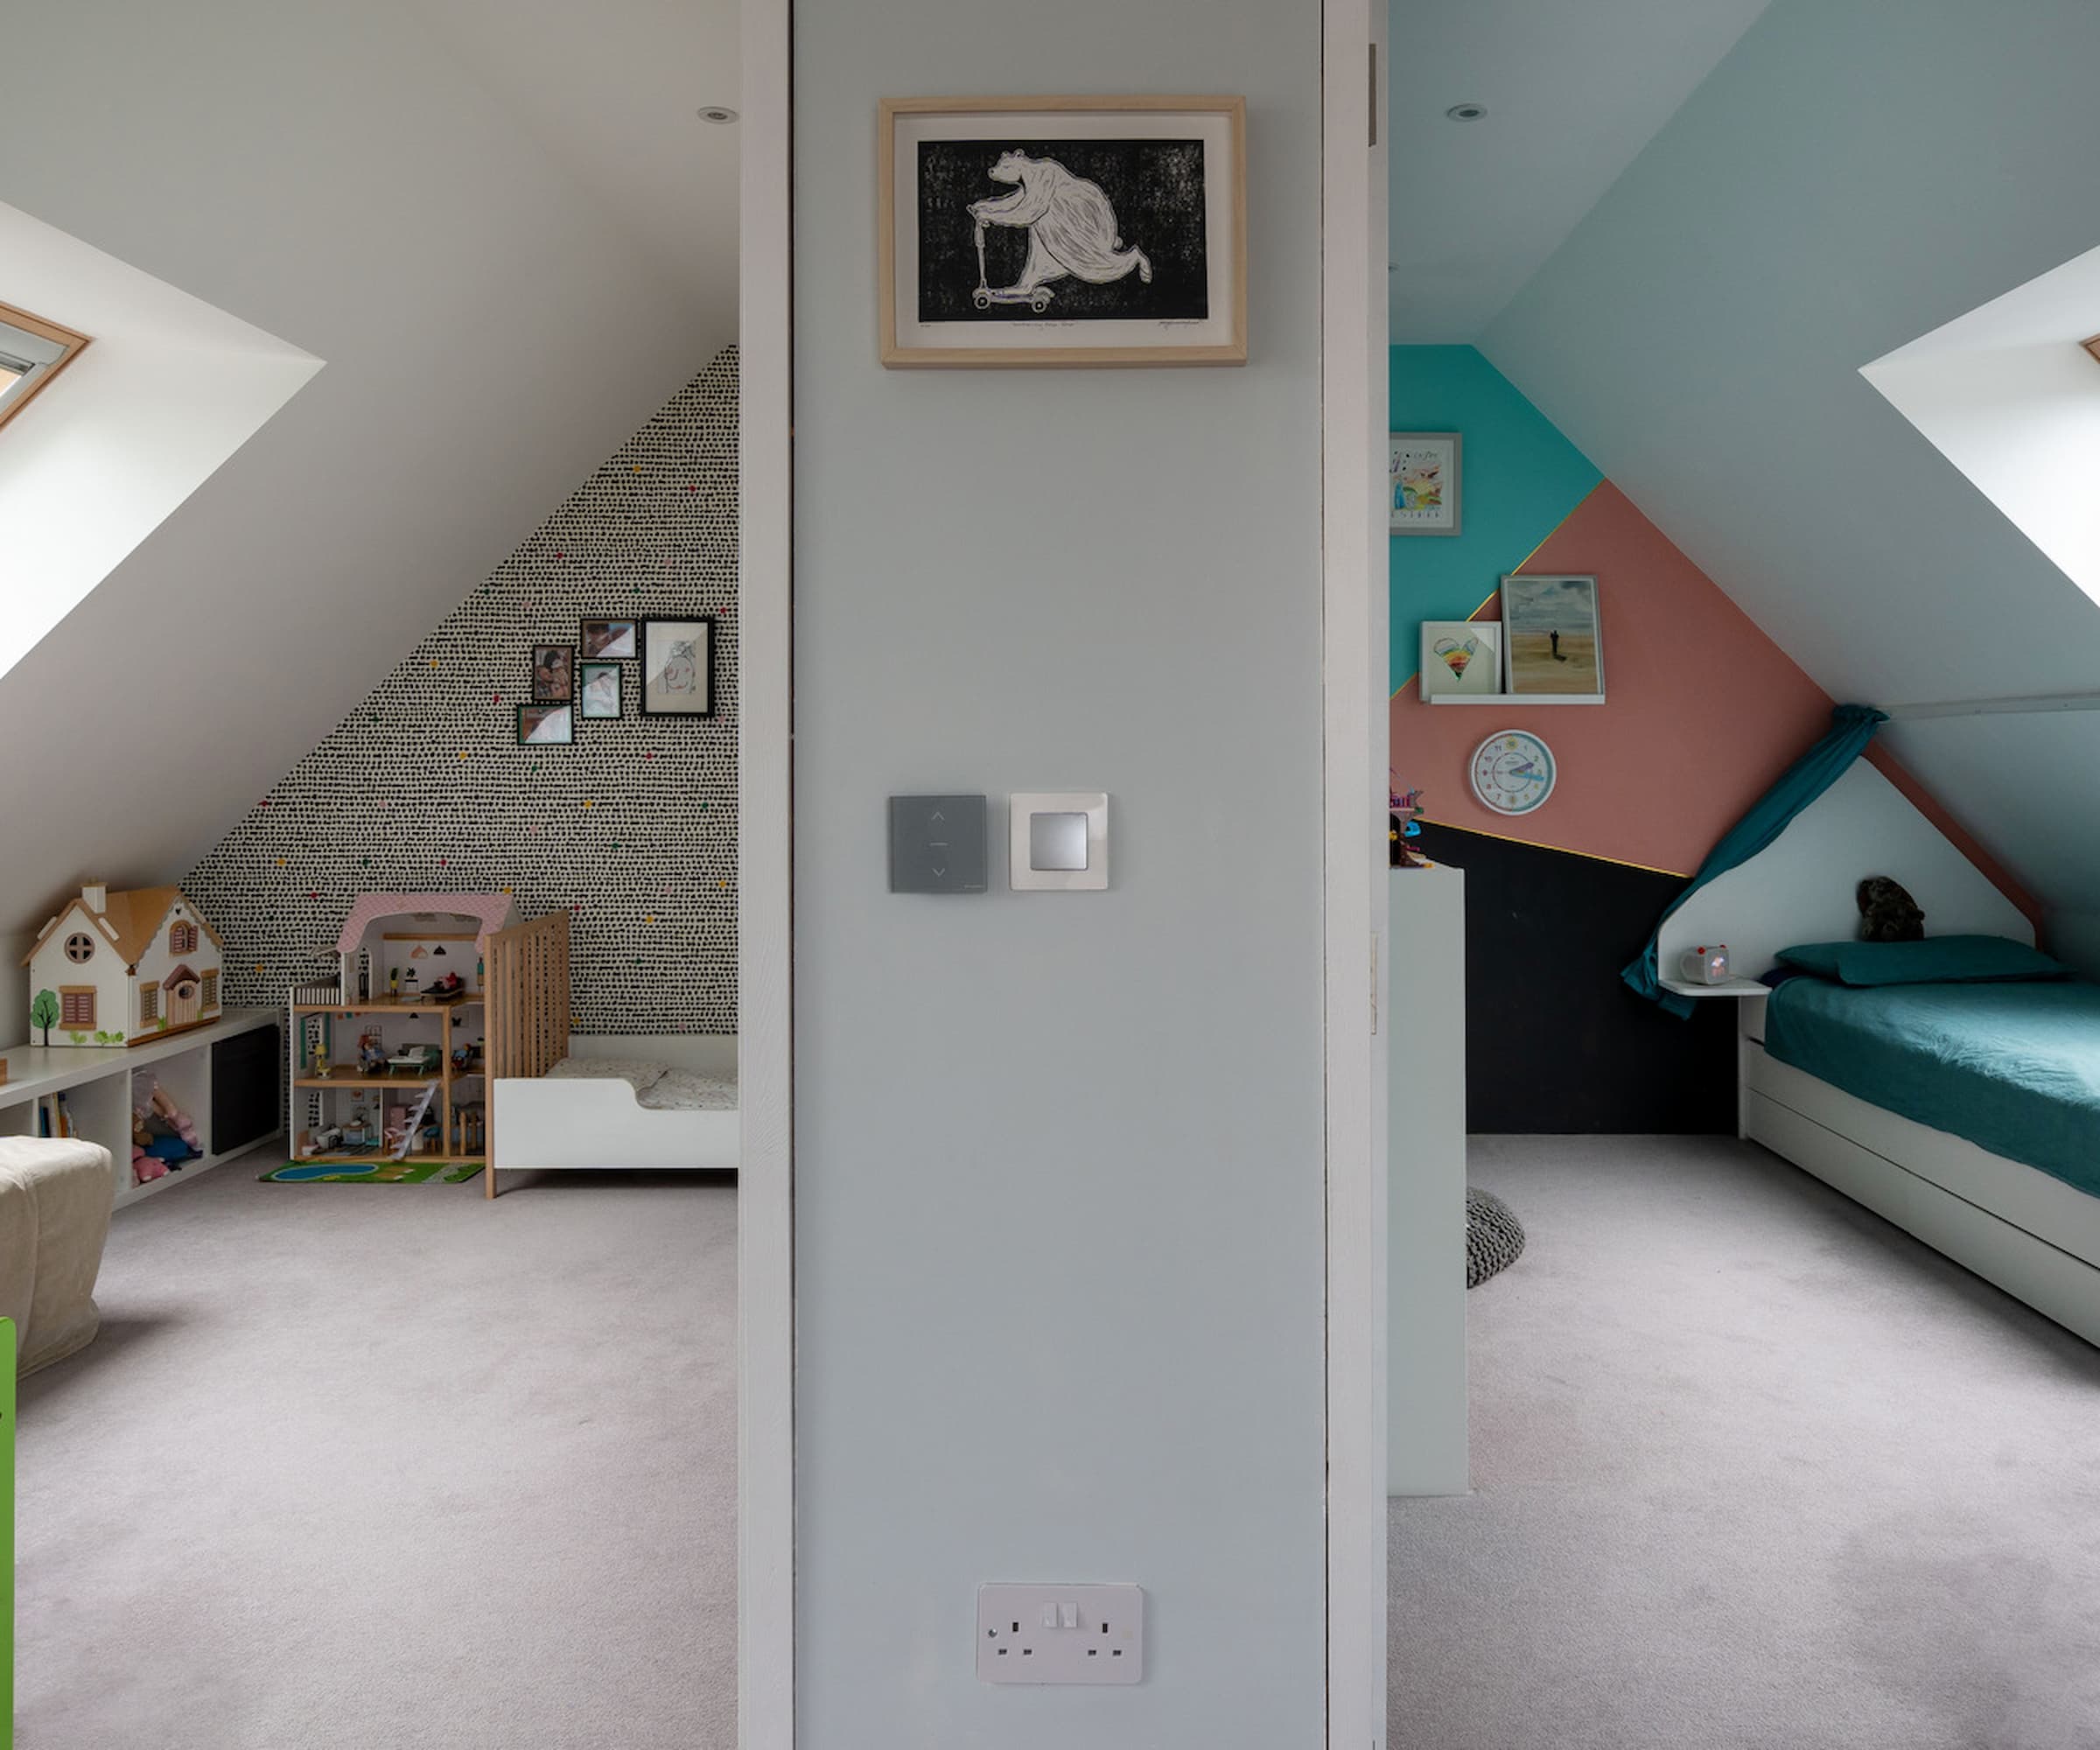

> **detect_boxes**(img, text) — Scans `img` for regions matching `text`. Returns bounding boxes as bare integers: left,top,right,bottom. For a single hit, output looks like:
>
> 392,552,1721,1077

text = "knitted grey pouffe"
1466,1187,1526,1289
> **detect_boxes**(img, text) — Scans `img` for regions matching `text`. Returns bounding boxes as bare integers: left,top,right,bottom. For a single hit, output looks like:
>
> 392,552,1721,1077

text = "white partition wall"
792,0,1337,1741
1388,868,1467,1496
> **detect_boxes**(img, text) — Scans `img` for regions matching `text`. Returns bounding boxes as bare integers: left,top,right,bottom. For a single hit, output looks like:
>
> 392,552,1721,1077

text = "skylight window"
0,300,91,432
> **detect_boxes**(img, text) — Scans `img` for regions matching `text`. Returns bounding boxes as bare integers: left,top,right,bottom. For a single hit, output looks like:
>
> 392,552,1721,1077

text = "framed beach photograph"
1418,619,1502,701
580,617,638,661
1390,434,1461,536
516,704,574,746
579,662,623,719
1499,573,1605,700
530,643,575,703
878,95,1247,368
640,617,715,718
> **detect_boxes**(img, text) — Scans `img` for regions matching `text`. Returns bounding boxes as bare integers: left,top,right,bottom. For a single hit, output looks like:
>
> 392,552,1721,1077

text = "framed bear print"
878,95,1247,368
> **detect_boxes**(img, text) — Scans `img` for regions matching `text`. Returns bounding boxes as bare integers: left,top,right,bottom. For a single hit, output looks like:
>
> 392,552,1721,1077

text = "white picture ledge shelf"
1428,693,1606,706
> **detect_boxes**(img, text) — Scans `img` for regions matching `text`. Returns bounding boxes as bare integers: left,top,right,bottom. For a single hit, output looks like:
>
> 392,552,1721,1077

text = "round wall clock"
1470,730,1557,816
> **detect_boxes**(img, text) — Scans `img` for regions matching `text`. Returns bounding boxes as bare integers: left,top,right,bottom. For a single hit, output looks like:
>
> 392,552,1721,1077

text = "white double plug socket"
977,1582,1144,1684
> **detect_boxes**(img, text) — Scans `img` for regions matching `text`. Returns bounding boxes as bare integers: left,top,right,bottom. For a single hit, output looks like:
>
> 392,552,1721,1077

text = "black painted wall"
1411,822,1737,1134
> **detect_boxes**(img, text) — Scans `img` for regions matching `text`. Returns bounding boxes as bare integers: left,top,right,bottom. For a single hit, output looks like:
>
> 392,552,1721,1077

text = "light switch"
1030,812,1089,872
889,795,988,894
1009,793,1110,892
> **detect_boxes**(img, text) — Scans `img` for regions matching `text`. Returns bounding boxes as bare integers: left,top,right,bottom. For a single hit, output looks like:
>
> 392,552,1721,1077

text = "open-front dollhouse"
290,894,517,1169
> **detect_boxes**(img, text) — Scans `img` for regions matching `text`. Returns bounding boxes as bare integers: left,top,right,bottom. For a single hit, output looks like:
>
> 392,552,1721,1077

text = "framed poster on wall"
878,95,1248,368
1390,433,1461,536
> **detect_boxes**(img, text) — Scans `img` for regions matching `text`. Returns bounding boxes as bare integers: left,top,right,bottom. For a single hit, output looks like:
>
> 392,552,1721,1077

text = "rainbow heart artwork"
1433,635,1480,679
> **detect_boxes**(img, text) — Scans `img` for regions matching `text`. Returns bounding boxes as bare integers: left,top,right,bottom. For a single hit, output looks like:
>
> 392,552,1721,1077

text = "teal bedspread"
1762,977,2100,1199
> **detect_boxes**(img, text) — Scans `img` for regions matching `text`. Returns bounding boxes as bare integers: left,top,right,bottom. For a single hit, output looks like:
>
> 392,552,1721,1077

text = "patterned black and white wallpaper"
186,349,738,1036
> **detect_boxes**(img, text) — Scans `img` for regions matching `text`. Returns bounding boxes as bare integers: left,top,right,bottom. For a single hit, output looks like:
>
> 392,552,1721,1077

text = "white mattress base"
493,1074,739,1172
1745,1042,2100,1348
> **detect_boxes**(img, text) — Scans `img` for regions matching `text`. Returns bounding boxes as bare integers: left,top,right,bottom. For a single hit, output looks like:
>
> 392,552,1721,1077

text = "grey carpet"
15,1157,736,1750
1391,1135,2100,1750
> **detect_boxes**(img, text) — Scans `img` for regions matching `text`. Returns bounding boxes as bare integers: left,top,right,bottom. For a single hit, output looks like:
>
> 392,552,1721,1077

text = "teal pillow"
1775,934,2068,988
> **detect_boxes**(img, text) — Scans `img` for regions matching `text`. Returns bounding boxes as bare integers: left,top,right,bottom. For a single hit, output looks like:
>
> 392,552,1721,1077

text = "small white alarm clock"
1469,730,1556,816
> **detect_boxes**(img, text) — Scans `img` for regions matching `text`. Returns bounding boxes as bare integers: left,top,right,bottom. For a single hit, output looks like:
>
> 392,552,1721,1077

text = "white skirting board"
1744,1044,2100,1348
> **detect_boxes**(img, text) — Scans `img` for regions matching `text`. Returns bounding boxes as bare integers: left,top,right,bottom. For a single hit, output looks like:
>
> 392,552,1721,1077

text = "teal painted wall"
1389,345,1600,690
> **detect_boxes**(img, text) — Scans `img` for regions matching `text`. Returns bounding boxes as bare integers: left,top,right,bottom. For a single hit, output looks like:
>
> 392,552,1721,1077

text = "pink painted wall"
1388,480,2041,943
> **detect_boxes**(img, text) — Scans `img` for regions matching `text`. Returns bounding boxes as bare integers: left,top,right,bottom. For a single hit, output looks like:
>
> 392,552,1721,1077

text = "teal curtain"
1622,704,1888,1018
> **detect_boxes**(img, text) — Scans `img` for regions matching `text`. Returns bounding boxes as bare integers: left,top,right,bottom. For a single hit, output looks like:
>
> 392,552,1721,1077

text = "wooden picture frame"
640,617,716,718
878,94,1248,368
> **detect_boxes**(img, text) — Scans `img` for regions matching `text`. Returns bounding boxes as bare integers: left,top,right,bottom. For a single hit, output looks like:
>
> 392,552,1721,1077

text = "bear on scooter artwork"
913,136,1210,326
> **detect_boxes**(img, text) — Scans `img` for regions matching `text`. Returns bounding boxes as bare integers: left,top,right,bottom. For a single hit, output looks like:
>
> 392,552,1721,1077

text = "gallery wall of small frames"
186,350,739,1037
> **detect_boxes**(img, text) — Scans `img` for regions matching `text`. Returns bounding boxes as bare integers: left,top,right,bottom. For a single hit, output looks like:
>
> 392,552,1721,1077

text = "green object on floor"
260,1159,484,1185
4,1315,14,1749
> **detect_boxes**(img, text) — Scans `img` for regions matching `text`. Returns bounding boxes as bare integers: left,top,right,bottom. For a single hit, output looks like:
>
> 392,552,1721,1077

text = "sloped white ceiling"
1480,0,2100,916
0,0,729,958
1386,0,1772,340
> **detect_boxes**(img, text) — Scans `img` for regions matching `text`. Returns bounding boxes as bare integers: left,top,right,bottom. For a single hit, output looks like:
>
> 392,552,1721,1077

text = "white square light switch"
1009,793,1110,891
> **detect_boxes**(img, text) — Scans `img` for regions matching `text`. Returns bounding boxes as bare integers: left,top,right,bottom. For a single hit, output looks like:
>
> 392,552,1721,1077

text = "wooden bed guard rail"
485,910,570,1082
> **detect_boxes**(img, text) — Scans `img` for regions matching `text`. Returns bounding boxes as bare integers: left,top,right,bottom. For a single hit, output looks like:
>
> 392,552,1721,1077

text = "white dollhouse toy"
23,882,227,1047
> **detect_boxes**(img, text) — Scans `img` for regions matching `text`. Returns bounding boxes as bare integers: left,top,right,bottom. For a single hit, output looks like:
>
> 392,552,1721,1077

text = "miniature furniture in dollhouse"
22,883,226,1048
0,1137,115,1374
287,895,517,1172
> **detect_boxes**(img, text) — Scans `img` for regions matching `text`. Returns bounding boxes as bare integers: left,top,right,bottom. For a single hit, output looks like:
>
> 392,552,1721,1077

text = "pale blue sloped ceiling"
1479,0,2100,912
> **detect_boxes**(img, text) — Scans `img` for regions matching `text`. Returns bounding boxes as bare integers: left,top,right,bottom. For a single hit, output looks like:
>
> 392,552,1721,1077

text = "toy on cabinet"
24,882,227,1046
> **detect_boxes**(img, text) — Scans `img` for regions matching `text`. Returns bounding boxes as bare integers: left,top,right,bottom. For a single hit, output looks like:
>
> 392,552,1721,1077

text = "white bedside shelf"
1658,976,1770,999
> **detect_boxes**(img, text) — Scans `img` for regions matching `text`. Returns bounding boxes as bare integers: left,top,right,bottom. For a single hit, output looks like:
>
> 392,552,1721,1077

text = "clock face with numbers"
1470,730,1557,816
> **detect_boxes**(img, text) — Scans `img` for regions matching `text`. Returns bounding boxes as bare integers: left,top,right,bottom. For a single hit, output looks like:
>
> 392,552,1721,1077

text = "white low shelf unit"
0,1008,283,1211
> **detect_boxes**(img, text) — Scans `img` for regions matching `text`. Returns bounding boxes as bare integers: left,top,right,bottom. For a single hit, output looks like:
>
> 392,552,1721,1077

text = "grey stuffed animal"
1858,875,1925,942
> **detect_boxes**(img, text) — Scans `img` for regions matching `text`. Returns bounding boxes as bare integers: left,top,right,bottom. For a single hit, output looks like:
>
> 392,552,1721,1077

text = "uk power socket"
977,1583,1144,1685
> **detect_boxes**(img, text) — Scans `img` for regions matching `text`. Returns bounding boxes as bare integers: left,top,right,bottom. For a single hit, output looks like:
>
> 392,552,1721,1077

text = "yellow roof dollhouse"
23,882,226,1047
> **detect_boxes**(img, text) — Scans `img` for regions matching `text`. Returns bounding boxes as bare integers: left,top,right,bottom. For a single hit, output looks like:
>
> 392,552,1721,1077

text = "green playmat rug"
261,1158,484,1185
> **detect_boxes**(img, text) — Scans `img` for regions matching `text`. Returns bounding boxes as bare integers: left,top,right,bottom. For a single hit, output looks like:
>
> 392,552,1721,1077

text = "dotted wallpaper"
185,349,738,1036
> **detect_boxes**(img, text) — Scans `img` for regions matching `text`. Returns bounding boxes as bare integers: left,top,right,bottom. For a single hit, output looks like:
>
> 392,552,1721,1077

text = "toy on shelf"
1389,774,1430,869
357,1030,387,1076
24,881,227,1048
131,1076,202,1184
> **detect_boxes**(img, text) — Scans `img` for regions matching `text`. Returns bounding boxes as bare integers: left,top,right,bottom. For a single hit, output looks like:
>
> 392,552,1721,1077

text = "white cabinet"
1388,866,1467,1495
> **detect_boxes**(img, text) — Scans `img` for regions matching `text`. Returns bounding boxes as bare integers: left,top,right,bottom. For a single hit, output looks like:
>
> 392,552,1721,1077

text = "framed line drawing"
640,616,716,718
878,95,1248,368
1390,434,1461,536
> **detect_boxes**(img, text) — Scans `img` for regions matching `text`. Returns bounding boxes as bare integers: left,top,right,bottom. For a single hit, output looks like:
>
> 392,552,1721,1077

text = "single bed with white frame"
482,911,739,1197
1660,757,2100,1348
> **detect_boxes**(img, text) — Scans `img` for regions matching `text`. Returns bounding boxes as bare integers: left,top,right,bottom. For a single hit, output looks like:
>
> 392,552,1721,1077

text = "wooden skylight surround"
2084,332,2100,368
0,300,92,434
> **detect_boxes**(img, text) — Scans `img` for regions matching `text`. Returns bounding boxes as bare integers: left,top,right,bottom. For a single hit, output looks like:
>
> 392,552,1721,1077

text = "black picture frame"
640,616,716,718
578,662,623,719
579,617,638,661
530,643,576,703
516,703,574,746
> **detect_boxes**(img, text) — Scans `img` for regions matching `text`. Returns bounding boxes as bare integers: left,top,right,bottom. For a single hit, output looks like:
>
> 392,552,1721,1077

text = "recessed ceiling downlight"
697,105,738,124
1446,102,1487,122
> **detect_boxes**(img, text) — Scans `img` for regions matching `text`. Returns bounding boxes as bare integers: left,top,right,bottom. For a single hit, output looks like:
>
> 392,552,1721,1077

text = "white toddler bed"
481,913,738,1197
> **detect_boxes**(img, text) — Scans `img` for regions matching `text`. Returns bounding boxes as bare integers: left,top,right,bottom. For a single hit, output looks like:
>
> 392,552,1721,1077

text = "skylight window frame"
2083,332,2100,368
0,299,93,434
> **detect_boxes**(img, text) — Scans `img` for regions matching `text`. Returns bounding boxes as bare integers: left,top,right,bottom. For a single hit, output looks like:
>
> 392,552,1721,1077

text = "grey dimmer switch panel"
889,794,988,893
